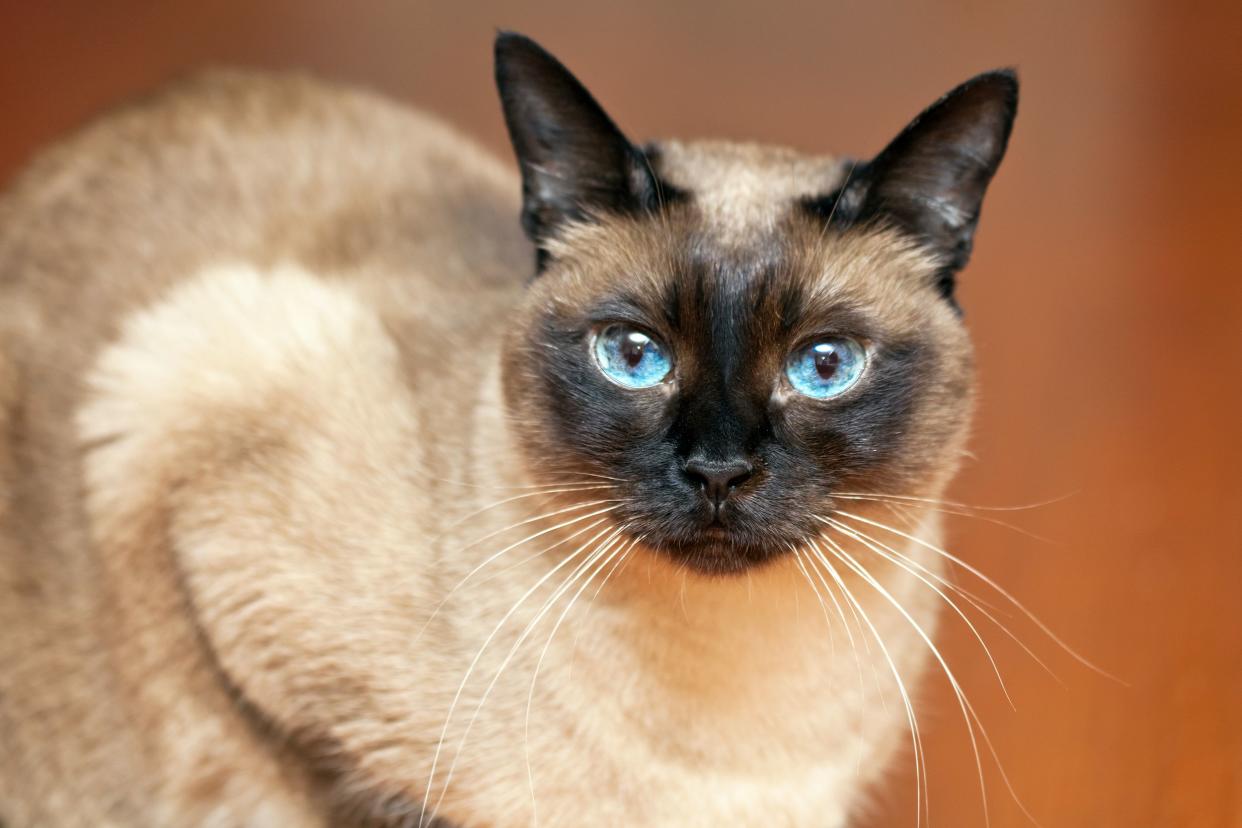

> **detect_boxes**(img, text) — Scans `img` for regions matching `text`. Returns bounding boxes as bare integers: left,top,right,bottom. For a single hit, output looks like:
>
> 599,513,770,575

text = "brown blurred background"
3,2,1240,825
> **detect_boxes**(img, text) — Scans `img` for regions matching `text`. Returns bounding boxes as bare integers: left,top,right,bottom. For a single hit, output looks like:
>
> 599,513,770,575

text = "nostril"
683,457,754,505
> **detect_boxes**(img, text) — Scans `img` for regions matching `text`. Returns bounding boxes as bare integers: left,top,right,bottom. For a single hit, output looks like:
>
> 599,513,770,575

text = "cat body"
0,35,1015,827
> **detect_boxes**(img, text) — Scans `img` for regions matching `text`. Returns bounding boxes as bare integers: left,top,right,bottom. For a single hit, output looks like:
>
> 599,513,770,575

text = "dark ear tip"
986,67,1019,97
495,30,531,47
932,68,1019,142
979,67,1019,87
962,68,1020,110
494,31,547,66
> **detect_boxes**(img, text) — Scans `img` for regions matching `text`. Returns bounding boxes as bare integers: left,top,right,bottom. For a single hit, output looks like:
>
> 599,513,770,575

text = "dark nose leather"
683,457,753,508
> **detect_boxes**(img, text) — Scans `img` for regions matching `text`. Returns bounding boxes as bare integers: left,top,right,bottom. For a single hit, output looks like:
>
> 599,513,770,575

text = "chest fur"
422,545,941,827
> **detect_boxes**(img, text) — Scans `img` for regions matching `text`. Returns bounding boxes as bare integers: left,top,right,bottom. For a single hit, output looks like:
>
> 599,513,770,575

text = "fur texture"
0,34,1014,827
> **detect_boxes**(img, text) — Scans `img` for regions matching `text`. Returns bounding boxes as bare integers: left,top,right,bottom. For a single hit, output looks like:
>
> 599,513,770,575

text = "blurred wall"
3,2,1240,825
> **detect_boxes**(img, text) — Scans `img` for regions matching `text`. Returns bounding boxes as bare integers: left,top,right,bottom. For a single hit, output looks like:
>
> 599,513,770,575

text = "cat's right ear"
495,32,665,269
811,70,1018,303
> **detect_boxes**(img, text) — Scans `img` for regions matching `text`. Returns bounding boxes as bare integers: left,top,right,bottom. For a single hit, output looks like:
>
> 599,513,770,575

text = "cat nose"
683,457,754,508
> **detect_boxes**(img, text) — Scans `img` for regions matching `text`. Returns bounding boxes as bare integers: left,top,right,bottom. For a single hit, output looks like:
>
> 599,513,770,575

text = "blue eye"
592,325,673,389
785,338,868,399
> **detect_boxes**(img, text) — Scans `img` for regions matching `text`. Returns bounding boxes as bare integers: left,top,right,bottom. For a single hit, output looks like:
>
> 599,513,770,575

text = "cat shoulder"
77,262,418,530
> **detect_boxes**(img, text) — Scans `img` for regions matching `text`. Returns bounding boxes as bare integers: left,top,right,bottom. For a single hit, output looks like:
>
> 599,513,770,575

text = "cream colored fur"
0,71,956,826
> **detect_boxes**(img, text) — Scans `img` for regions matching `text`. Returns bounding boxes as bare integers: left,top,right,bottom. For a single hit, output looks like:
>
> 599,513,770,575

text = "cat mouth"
646,527,789,575
614,494,805,574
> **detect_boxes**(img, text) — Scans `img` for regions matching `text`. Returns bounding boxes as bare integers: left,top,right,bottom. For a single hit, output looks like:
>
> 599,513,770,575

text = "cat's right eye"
591,325,673,389
784,337,868,399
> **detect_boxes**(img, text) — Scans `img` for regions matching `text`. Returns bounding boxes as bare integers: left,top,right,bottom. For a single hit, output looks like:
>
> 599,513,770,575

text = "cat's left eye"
592,325,673,389
785,337,868,399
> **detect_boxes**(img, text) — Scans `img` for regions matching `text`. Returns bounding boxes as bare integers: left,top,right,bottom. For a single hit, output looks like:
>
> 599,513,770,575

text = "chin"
647,530,790,575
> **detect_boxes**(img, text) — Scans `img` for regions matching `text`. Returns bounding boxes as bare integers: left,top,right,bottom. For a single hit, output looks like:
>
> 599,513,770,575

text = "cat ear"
822,70,1018,299
494,32,664,267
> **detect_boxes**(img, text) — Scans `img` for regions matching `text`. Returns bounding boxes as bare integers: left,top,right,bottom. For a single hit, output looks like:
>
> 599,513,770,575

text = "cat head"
495,32,1016,574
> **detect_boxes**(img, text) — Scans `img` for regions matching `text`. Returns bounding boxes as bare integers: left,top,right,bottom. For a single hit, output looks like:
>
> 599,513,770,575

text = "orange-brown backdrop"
3,2,1239,826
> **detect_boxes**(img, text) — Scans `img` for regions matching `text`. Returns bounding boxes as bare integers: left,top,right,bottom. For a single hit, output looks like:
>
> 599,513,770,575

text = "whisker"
418,522,618,821
445,497,624,557
817,159,860,245
523,534,637,824
832,490,1075,513
412,505,621,646
820,533,1045,828
833,509,1123,683
789,547,838,657
807,536,891,708
822,515,1064,687
796,540,874,702
829,496,1053,546
436,485,615,537
565,534,645,679
547,471,626,483
808,537,871,656
803,543,930,828
819,515,1018,709
876,501,1032,619
590,534,640,605
432,526,628,817
791,545,869,769
419,476,620,492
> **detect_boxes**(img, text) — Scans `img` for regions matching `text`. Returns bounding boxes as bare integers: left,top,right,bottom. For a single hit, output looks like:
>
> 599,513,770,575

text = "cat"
0,31,1016,827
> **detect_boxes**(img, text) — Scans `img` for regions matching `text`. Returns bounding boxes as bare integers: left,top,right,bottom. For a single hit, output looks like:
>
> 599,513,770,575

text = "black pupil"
620,332,648,368
814,346,840,380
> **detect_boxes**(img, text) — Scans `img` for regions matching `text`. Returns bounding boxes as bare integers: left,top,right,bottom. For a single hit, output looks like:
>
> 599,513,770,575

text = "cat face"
496,33,1016,573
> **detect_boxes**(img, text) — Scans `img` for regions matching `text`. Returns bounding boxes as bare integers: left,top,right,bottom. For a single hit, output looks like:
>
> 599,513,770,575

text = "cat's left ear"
495,32,667,269
819,70,1018,299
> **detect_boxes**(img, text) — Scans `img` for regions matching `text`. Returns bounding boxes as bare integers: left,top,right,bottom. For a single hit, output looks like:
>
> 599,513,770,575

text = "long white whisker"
412,504,622,645
588,535,639,606
791,546,864,774
833,509,1122,683
808,536,890,707
820,533,1047,828
523,535,636,826
820,515,1017,709
833,493,1057,545
432,526,627,817
421,475,618,491
789,548,838,657
823,515,1064,686
418,522,617,821
808,537,871,655
441,497,622,557
553,471,626,482
437,485,615,536
877,502,1015,618
832,491,1075,513
805,543,929,828
796,540,874,703
565,534,645,680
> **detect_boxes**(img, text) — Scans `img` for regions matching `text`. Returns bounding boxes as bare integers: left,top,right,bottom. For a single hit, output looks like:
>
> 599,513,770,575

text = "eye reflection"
592,325,673,389
785,338,867,398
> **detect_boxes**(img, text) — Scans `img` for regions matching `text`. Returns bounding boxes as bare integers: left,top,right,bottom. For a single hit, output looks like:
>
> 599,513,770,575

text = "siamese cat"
0,32,1016,827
